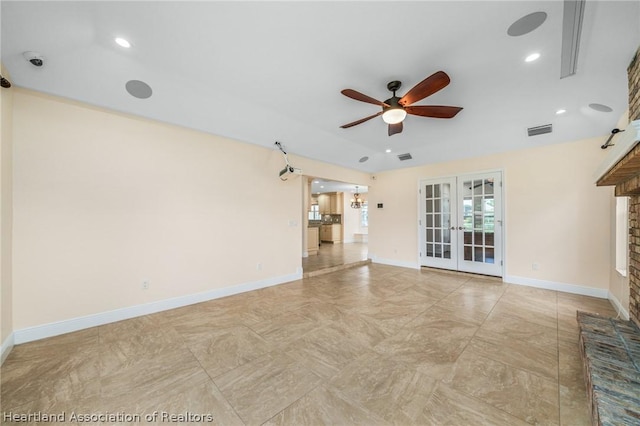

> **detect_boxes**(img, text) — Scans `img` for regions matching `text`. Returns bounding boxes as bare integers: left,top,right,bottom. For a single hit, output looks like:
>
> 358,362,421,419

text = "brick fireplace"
579,46,640,426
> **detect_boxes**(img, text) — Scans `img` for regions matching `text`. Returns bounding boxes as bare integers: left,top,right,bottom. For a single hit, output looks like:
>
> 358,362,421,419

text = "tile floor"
302,242,368,275
1,264,618,425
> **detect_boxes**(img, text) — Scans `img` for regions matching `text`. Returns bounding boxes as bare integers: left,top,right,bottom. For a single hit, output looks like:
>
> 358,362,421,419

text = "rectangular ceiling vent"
398,153,413,161
527,124,553,137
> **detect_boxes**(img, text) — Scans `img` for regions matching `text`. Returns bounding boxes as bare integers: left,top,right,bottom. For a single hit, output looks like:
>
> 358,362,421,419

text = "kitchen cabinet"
320,224,342,243
318,192,343,215
320,225,329,241
307,227,319,255
333,192,343,214
318,194,331,214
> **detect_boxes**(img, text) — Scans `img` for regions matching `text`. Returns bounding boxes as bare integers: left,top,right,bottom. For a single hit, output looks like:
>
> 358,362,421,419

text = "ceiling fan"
340,71,463,136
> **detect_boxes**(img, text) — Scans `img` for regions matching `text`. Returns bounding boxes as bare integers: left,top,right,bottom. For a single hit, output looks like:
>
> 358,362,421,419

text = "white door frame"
417,169,504,277
418,176,458,270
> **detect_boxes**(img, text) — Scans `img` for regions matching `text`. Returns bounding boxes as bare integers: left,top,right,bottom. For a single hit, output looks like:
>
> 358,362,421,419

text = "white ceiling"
2,1,639,173
310,178,368,195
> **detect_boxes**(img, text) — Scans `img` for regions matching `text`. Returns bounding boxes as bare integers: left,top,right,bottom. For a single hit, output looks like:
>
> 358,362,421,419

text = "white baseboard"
371,256,420,270
504,275,609,298
1,332,14,365
13,271,302,345
608,291,630,320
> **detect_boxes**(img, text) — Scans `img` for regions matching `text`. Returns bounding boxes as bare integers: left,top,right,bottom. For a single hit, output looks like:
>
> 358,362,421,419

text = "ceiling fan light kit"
382,80,407,124
382,108,406,124
340,71,462,136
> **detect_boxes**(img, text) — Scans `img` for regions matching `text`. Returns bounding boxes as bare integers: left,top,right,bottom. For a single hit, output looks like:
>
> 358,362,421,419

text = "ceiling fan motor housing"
387,80,402,93
384,96,402,109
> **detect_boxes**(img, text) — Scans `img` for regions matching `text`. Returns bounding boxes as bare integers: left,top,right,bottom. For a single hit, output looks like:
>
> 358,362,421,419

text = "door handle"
458,226,464,230
450,226,456,230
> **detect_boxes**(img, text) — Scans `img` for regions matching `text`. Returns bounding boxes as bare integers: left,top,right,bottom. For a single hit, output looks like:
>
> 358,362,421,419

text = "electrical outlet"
256,263,262,271
142,280,150,290
532,263,540,271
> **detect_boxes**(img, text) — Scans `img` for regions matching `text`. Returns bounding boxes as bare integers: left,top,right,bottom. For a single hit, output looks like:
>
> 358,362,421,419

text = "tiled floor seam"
326,379,430,425
180,331,247,425
438,381,535,425
468,338,562,384
443,282,563,412
453,281,509,360
452,350,560,424
258,380,331,425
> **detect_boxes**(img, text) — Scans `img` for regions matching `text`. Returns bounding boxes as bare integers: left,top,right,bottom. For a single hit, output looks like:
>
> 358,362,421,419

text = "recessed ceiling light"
313,180,319,183
556,109,567,115
358,156,369,163
115,37,131,48
385,149,391,153
320,185,324,188
525,53,541,62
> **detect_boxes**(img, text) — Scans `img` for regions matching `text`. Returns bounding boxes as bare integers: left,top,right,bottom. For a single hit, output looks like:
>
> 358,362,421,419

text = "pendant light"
351,186,364,209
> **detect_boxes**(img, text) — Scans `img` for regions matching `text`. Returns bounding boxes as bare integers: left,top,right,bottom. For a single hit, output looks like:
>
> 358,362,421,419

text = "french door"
419,172,503,276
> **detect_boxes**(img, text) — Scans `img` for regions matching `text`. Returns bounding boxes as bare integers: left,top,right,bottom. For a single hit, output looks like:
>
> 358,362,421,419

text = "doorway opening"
302,178,370,277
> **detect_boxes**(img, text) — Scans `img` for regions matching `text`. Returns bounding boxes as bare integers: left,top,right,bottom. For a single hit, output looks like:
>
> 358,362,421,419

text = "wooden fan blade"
399,71,451,107
388,122,403,136
405,105,463,119
341,89,389,107
340,111,383,128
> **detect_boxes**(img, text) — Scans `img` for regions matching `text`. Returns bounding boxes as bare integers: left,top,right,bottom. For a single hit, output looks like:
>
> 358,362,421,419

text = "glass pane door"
420,178,457,270
419,172,502,277
457,172,502,276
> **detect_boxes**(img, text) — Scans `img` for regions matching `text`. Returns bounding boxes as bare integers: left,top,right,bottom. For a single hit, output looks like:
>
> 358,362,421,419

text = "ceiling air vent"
398,153,413,161
527,124,552,137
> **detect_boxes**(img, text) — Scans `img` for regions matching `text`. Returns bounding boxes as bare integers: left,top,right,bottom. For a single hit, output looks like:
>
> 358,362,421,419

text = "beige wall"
12,89,369,331
1,65,14,352
8,85,624,335
369,137,613,290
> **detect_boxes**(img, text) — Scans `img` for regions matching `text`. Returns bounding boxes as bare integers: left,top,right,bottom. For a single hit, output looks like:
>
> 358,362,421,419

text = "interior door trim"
417,168,505,277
